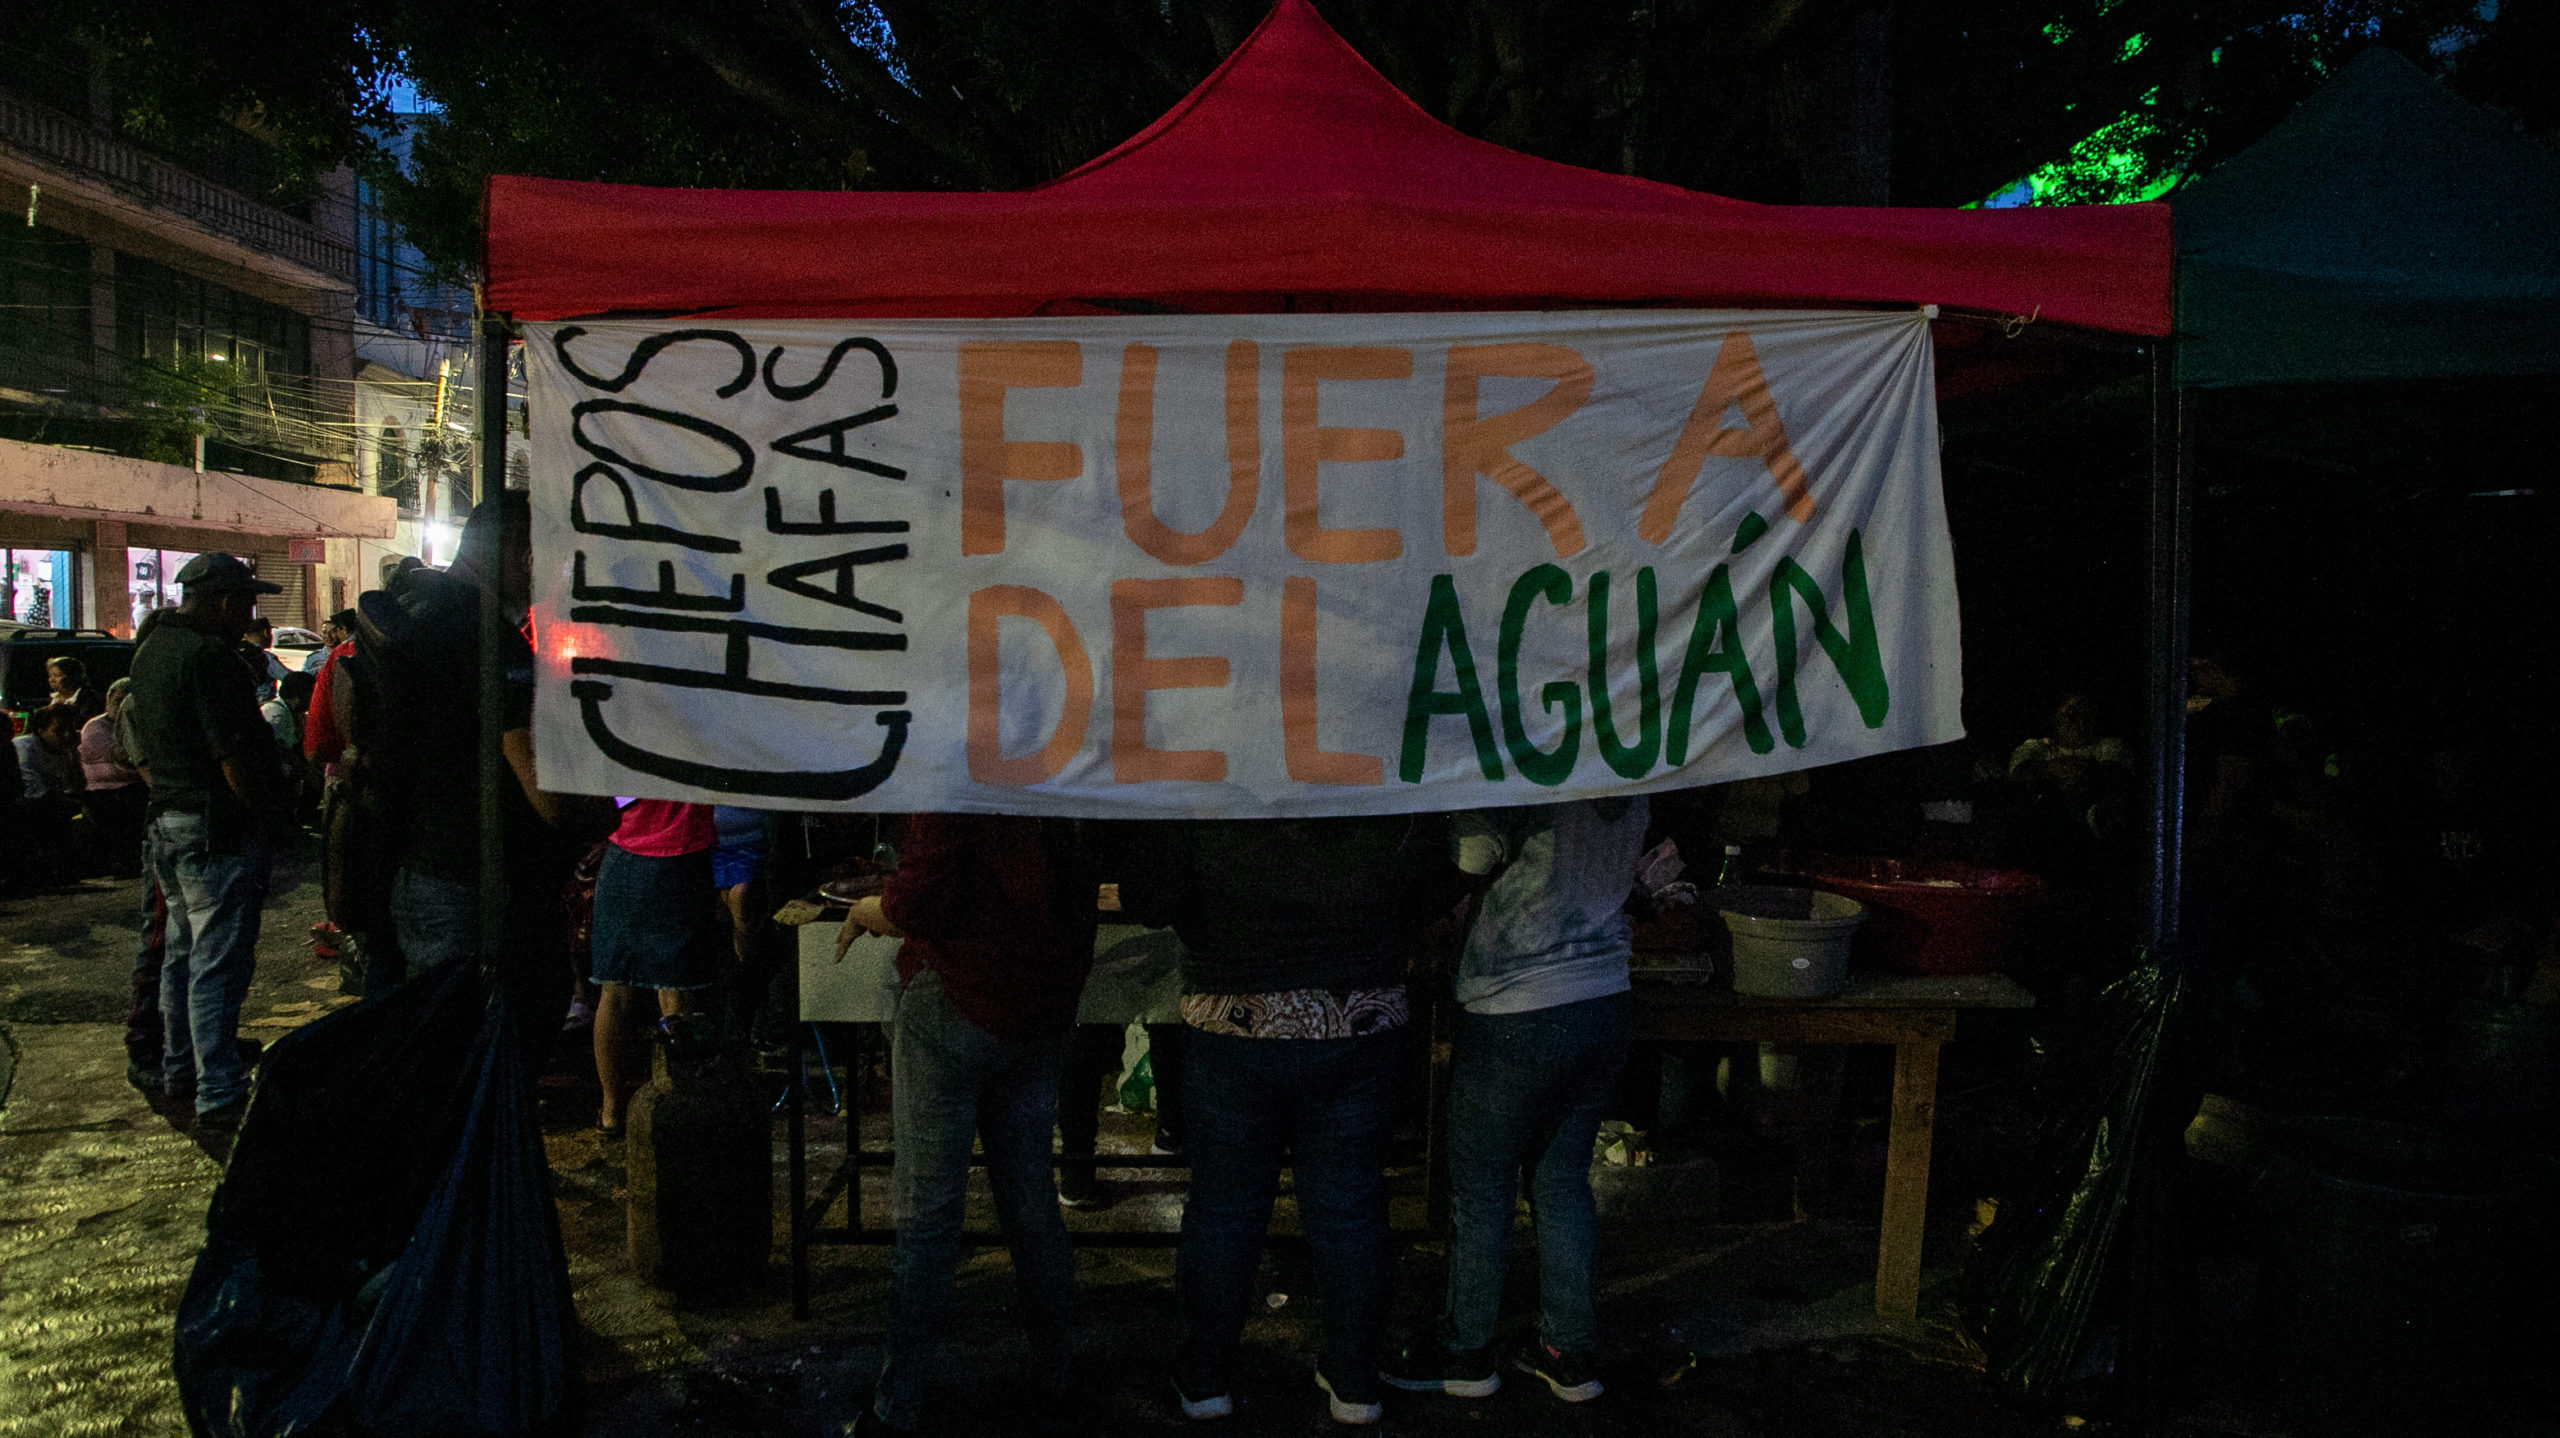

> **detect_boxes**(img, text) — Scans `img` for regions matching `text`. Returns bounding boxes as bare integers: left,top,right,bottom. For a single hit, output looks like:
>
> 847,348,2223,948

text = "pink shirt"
610,799,717,857
80,714,139,790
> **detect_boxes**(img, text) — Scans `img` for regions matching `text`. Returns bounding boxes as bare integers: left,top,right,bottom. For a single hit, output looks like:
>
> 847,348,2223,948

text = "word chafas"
558,328,914,800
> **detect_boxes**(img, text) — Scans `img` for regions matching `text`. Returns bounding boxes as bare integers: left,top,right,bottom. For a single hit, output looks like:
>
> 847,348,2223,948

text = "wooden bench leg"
1874,1038,1941,1320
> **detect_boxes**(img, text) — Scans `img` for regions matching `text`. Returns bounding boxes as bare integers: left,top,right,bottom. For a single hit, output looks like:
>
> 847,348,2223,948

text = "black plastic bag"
174,962,578,1437
1960,962,2193,1422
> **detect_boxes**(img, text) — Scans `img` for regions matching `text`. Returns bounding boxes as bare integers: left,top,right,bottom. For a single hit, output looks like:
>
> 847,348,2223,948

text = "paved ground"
3,839,2548,1436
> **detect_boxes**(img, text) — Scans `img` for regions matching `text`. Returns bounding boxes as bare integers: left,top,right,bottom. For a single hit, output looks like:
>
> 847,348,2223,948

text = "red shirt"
883,814,1098,1040
611,799,717,857
302,642,355,763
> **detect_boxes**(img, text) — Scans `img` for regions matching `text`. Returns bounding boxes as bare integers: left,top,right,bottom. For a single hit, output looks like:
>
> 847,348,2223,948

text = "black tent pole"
478,315,511,976
2142,342,2193,957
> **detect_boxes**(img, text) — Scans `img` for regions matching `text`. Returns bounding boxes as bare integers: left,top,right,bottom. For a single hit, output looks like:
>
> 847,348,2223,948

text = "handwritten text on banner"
526,309,1961,814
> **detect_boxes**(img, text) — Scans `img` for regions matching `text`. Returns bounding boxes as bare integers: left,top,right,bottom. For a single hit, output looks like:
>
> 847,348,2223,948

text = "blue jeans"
390,867,478,981
148,810,273,1114
1176,1025,1401,1401
875,970,1076,1430
1441,992,1631,1356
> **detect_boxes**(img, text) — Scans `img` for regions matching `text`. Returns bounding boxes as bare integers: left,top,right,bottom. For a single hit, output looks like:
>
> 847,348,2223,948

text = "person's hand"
833,896,899,961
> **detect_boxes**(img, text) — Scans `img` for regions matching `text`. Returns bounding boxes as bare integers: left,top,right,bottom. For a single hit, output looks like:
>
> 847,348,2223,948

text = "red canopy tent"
480,0,2189,940
483,0,2169,338
481,2,2197,1340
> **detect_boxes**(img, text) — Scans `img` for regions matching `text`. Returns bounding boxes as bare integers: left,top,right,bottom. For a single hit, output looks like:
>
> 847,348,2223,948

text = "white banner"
527,309,1960,814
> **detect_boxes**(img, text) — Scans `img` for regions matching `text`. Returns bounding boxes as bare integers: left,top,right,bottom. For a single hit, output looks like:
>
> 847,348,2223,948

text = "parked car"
1,626,136,723
266,626,329,676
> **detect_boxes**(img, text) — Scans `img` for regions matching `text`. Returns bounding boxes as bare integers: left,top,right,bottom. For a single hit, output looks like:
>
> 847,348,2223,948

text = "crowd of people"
36,488,2429,1435
815,799,1650,1431
59,496,1660,1429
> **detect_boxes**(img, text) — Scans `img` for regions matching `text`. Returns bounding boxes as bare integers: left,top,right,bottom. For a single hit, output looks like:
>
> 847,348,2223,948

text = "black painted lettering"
763,338,897,402
571,679,908,800
770,405,905,480
764,488,911,537
573,401,755,492
572,553,746,613
554,327,756,397
568,606,904,705
570,464,741,553
765,545,908,623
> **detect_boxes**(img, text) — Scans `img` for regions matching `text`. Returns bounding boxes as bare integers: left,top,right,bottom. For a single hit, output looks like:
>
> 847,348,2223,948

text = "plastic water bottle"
1713,843,1744,891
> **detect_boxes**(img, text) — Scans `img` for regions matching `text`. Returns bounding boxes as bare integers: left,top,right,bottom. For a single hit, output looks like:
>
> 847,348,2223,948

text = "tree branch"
771,0,1022,187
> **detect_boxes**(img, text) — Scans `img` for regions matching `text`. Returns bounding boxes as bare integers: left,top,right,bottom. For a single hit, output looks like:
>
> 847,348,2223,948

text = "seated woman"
2006,690,2135,922
2008,691,2128,790
15,705,87,877
79,679,147,877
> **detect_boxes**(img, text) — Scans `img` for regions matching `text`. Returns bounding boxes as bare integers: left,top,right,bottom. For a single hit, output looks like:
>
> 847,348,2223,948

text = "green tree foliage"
34,1,2558,279
1905,0,2560,207
124,353,236,466
23,0,397,206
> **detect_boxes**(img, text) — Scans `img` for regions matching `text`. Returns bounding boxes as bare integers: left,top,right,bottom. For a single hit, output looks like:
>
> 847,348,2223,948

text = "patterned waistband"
1180,985,1408,1040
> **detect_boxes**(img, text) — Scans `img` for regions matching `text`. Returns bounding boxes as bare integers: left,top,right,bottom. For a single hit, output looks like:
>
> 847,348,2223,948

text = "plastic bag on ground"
174,960,578,1437
1958,961,2194,1423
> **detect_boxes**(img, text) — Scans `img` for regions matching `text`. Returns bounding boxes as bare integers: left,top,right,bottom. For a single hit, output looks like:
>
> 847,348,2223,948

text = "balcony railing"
0,88,355,282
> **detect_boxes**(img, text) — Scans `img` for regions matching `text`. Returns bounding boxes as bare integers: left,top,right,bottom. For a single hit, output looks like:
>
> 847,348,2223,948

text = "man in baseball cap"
173,551,283,597
126,552,290,1132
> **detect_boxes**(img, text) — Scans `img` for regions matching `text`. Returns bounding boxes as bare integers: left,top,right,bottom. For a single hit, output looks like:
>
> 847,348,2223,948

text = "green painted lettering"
1587,568,1661,780
1731,511,1769,553
1498,564,1582,786
1399,574,1504,782
1770,529,1890,747
1668,562,1771,762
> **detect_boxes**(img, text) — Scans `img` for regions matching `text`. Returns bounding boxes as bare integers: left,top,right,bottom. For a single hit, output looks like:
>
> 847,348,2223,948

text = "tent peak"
1043,0,1718,208
481,0,2173,335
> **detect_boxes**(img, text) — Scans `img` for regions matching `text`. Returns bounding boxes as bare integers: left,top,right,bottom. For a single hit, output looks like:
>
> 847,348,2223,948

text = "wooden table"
1630,970,2033,1320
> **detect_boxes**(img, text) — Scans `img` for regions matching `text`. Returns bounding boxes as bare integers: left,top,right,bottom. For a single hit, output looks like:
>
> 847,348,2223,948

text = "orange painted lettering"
966,584,1093,786
1116,341,1260,566
1281,576,1383,786
1639,330,1813,542
1110,576,1244,783
960,342,1083,557
1281,346,1408,564
1441,343,1591,558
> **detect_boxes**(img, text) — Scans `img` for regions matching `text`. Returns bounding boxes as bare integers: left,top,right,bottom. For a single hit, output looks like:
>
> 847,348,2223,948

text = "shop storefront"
123,545,195,629
3,522,337,637
1,437,398,635
2,546,81,626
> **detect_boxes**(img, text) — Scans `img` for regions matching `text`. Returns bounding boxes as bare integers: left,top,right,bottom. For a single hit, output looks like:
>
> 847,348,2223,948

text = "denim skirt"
590,845,722,990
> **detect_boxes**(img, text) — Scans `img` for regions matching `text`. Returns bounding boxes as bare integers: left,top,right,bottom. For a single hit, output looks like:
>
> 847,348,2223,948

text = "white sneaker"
1171,1378,1231,1421
1314,1368,1383,1425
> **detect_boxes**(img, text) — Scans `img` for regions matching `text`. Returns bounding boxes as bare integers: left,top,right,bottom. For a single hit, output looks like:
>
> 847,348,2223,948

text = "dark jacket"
124,612,271,830
883,814,1098,1041
363,567,539,884
1118,815,1451,997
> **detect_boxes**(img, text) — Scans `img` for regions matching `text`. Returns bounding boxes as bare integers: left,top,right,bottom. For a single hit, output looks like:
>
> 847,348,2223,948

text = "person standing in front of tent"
1121,815,1449,1428
1384,798,1646,1405
833,813,1100,1437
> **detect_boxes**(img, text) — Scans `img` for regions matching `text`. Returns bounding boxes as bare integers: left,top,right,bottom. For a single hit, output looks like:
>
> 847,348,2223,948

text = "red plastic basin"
1798,860,2047,975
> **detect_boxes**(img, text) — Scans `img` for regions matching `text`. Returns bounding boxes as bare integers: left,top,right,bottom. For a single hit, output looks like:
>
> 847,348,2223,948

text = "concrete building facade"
0,41,433,636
